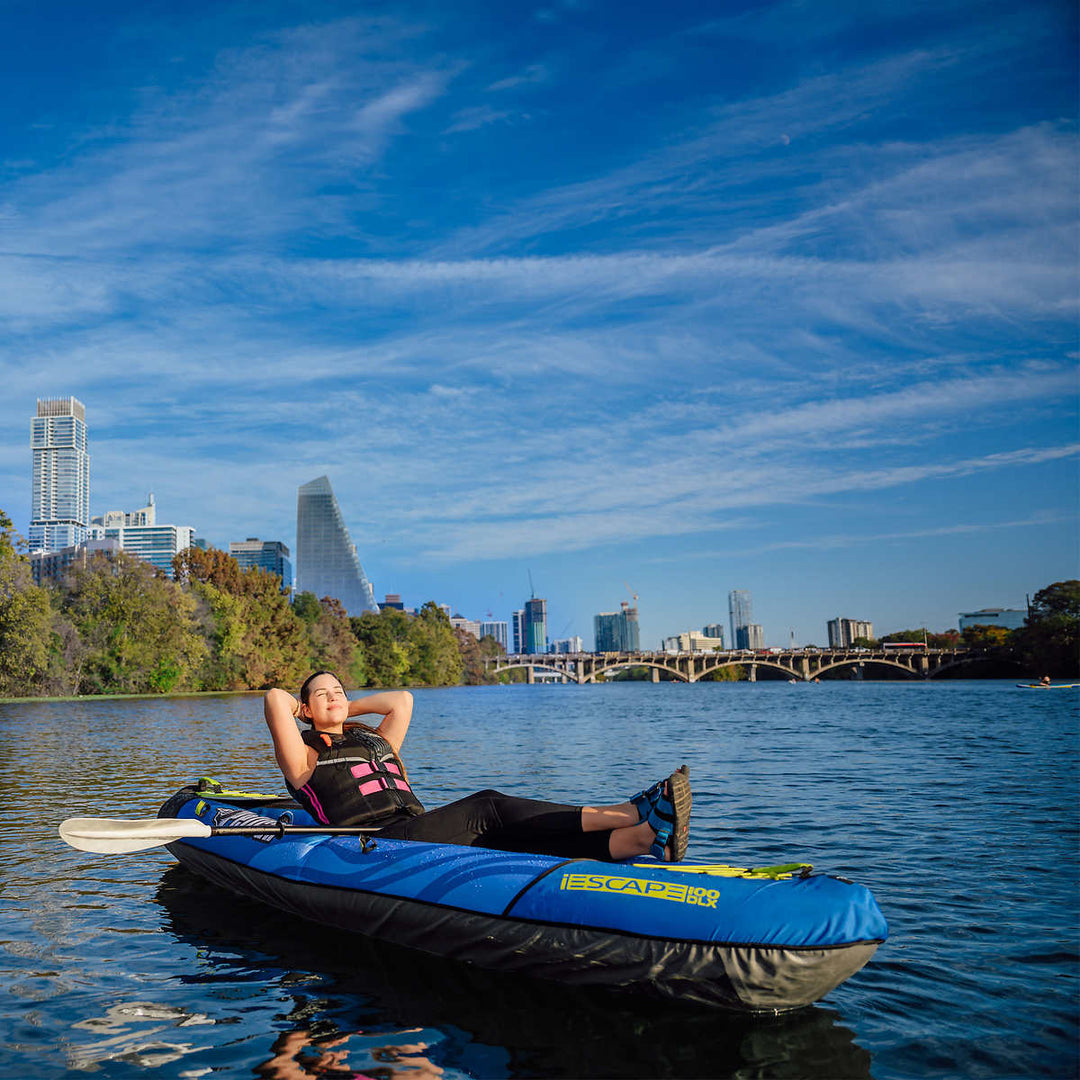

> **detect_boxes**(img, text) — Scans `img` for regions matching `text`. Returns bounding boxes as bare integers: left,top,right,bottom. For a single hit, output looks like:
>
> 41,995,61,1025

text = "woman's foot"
646,766,691,861
628,777,666,822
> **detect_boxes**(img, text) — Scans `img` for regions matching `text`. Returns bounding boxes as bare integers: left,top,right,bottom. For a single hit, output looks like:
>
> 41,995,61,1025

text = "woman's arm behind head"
346,690,413,753
264,687,315,789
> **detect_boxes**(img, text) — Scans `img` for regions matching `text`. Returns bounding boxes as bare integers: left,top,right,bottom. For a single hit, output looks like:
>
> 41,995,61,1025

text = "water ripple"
1,681,1077,1078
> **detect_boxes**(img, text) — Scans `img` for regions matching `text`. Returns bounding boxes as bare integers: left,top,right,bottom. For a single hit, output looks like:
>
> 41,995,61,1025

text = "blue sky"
1,0,1076,648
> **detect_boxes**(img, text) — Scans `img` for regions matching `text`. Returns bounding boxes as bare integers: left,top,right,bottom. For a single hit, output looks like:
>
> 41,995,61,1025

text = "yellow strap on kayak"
195,776,285,800
631,862,813,880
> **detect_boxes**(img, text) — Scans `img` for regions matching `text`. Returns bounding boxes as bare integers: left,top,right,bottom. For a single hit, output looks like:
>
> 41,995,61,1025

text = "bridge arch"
488,660,578,682
699,659,794,681
812,658,921,680
587,660,689,683
927,653,1026,679
693,660,748,681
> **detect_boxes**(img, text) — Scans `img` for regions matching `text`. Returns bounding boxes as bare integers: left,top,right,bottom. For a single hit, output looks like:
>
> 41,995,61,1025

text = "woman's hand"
346,690,414,753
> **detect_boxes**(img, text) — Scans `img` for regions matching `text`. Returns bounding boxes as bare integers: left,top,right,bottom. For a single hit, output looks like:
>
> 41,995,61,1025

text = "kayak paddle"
59,816,378,854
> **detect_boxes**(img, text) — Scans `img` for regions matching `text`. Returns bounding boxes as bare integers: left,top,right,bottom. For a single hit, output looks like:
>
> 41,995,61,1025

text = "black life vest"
286,726,426,827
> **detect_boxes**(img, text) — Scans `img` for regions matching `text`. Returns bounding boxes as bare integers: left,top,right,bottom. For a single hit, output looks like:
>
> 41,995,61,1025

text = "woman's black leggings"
372,789,616,861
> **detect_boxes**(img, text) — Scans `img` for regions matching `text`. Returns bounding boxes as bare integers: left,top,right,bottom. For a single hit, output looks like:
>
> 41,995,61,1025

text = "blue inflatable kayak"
159,784,887,1012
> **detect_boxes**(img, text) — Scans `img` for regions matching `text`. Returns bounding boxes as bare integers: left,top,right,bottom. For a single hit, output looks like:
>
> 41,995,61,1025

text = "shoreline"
0,675,1049,705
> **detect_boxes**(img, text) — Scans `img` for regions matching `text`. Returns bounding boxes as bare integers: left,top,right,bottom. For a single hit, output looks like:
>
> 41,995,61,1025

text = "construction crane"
623,582,639,609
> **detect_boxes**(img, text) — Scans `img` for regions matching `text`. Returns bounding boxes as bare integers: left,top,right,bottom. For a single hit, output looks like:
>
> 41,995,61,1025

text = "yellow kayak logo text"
559,872,720,908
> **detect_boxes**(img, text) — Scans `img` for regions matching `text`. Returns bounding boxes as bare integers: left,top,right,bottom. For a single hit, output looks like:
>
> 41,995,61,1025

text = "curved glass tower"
295,476,378,615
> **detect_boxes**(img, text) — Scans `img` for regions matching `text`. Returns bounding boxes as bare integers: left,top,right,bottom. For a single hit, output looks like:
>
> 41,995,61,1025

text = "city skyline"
0,1,1076,647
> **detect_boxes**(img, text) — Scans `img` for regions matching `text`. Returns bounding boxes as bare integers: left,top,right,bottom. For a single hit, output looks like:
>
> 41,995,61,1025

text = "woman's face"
302,674,348,728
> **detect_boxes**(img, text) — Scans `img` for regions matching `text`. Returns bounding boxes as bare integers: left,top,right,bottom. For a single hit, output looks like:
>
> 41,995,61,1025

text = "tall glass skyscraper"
295,476,378,615
594,601,640,652
729,589,753,649
30,397,90,552
523,597,547,654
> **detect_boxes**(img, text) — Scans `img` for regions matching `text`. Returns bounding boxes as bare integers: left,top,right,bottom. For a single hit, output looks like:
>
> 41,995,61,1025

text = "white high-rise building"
29,397,90,552
662,630,726,653
827,618,874,647
480,621,509,650
450,614,483,639
550,636,584,654
91,495,196,576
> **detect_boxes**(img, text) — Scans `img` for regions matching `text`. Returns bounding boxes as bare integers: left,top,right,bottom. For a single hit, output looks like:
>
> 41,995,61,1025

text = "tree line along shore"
1,511,1076,698
0,511,500,698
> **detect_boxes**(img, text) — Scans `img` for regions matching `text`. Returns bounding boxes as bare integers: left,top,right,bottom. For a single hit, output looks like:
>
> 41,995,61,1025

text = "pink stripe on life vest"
385,762,401,775
356,779,384,796
350,762,377,779
300,784,330,824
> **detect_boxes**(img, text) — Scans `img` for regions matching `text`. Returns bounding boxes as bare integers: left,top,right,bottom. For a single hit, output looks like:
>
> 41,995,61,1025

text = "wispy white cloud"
444,105,517,134
353,73,448,147
399,442,1080,562
657,510,1076,561
487,64,550,92
774,509,1077,549
1,21,453,259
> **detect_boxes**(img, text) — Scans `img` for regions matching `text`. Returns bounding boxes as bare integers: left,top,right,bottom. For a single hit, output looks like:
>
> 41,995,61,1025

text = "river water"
1,681,1076,1079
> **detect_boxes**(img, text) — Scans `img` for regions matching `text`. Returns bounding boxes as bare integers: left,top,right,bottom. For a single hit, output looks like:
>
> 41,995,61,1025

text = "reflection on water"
67,1002,215,1072
155,865,871,1080
257,1027,445,1080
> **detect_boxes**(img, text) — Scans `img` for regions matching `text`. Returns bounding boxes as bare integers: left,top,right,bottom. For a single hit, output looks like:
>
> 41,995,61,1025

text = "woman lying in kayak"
264,671,691,862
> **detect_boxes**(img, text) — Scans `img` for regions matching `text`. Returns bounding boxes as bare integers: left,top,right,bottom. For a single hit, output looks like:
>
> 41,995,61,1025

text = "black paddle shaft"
208,824,378,838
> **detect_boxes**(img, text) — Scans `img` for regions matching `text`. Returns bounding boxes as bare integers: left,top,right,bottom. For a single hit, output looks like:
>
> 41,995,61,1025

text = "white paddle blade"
59,817,213,854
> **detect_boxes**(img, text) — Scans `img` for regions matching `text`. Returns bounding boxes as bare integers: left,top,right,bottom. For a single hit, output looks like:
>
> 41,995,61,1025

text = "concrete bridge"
483,647,1007,684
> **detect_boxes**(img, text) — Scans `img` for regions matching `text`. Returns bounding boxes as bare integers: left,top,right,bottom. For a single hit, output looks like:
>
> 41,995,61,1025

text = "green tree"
176,546,309,689
307,596,365,686
704,663,743,682
190,577,309,690
62,551,207,694
292,591,323,624
1013,581,1080,677
478,634,505,660
45,609,89,697
879,628,959,649
352,608,417,687
0,510,54,697
960,624,1012,647
458,629,505,685
410,601,464,686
